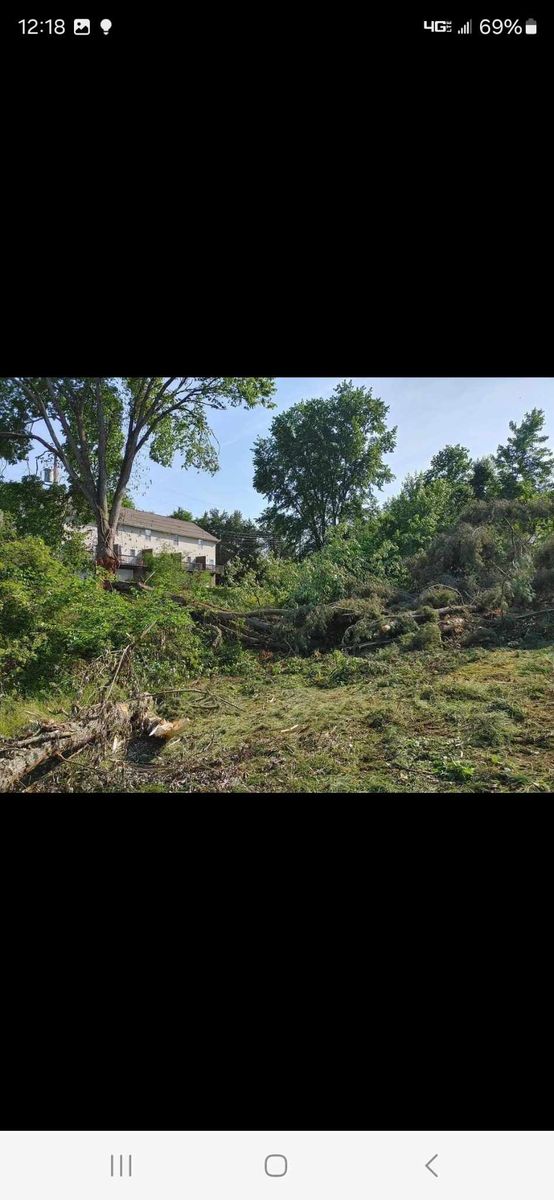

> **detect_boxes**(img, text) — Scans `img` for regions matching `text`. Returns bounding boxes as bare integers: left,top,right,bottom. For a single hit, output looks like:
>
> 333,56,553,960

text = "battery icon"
525,17,537,33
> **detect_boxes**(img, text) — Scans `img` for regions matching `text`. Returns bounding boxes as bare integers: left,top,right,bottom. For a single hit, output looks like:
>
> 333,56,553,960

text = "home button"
265,1155,288,1177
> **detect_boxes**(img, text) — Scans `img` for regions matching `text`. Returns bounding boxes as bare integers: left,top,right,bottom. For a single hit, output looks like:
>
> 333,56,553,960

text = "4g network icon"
423,19,471,33
423,16,537,34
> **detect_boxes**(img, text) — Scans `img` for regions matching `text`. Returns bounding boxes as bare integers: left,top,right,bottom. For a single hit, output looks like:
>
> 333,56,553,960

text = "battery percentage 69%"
480,18,522,33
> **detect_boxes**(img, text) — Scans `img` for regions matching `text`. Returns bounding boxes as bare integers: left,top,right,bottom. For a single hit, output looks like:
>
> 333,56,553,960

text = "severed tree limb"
0,695,191,792
499,607,554,621
0,702,134,792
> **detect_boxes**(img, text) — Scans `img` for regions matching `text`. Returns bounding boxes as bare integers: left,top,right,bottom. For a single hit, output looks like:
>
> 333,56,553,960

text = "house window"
129,549,136,559
174,535,180,544
198,538,203,546
144,528,151,538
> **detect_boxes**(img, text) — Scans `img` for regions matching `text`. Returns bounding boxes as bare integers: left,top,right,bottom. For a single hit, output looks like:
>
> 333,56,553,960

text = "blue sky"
4,378,553,519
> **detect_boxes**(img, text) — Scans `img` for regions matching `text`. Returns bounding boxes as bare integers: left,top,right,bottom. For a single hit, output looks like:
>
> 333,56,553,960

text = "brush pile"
183,584,554,656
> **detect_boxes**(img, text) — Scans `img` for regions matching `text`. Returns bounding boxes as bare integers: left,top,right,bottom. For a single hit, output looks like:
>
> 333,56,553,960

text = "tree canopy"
424,443,473,487
195,507,264,574
252,381,396,555
0,476,73,548
0,377,275,566
170,507,194,522
470,456,499,500
495,408,554,497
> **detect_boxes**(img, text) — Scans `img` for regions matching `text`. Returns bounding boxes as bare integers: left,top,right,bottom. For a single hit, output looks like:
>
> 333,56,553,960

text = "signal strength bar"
458,18,472,33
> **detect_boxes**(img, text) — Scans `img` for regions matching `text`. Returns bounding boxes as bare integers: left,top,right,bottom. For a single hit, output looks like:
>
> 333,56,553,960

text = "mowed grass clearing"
7,643,552,793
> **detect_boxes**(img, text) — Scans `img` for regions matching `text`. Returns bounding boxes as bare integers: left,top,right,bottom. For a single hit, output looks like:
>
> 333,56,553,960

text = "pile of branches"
183,594,554,656
178,596,464,652
111,578,554,657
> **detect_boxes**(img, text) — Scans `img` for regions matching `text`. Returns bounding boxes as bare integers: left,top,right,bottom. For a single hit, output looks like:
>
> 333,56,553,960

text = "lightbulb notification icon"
100,18,112,34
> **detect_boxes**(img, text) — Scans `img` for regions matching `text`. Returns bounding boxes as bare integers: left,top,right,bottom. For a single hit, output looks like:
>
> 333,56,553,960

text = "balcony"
91,550,220,573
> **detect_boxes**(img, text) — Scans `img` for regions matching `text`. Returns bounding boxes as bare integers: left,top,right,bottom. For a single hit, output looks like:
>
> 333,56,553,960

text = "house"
81,509,220,585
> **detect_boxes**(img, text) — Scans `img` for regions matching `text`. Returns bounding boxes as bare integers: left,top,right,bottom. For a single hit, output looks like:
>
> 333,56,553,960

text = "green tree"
424,443,474,519
470,456,499,500
252,381,396,555
495,408,554,498
0,476,75,549
195,507,264,575
379,473,460,562
0,377,275,569
424,443,472,487
170,507,193,521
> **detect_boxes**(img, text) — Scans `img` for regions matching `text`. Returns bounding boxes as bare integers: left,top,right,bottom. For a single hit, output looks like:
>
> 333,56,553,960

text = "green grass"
0,692,76,738
3,643,554,793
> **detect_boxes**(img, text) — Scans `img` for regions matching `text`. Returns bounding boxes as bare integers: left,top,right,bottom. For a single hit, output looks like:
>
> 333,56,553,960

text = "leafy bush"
0,535,210,694
147,551,190,592
219,555,302,607
418,585,460,608
346,575,395,601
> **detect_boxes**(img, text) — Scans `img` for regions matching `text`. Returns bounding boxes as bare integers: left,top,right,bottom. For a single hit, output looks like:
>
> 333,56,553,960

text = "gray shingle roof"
117,509,219,542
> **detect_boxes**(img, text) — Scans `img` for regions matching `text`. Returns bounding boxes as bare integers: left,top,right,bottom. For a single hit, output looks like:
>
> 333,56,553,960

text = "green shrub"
345,576,395,601
0,535,211,694
147,551,190,592
418,585,460,608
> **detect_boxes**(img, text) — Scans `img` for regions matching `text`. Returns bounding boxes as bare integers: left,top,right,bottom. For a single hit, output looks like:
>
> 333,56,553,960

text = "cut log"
0,702,133,792
0,698,187,792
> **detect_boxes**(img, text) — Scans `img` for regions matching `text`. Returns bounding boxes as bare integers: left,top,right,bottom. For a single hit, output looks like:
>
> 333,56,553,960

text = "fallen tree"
111,579,554,657
0,698,189,792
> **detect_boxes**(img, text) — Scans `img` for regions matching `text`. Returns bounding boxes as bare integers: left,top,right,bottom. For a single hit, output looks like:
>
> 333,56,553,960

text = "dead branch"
499,607,554,622
104,619,160,701
0,694,194,792
0,701,133,792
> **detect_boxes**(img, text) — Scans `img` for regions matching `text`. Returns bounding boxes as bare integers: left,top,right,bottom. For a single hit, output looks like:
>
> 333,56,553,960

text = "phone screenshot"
0,10,549,798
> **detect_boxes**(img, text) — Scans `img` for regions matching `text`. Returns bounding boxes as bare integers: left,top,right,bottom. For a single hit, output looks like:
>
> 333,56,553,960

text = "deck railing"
91,550,218,571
